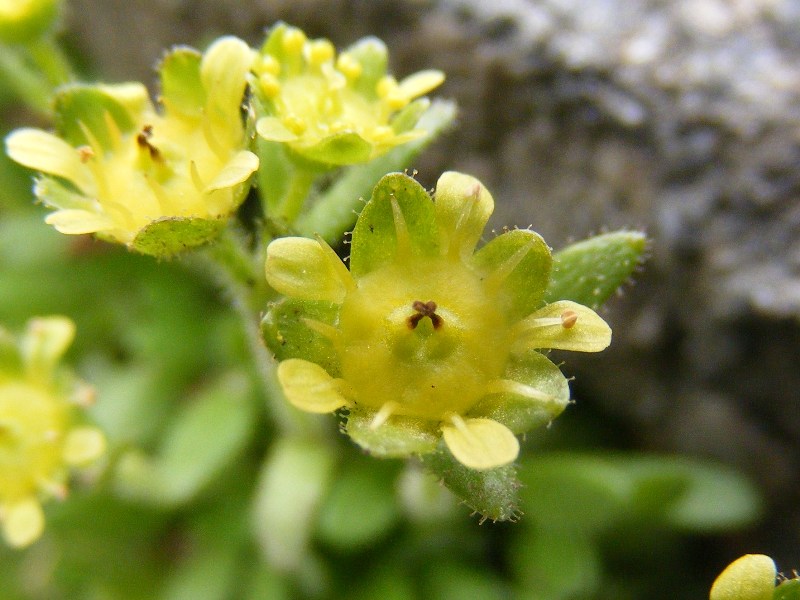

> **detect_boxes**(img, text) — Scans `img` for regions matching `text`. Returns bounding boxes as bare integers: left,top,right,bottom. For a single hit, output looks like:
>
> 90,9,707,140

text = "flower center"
407,300,442,330
337,257,511,421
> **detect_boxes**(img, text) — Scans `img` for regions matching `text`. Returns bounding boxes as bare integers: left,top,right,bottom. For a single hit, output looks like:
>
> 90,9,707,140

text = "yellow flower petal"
277,359,349,414
2,499,45,548
441,416,519,471
5,128,93,192
204,150,259,192
710,554,776,600
20,316,75,379
44,209,115,235
62,427,106,466
201,36,253,128
434,171,494,259
512,300,612,353
265,237,353,303
397,69,445,101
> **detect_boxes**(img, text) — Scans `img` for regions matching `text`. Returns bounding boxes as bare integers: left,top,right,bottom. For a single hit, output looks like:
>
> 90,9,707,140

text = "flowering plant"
264,171,611,471
7,12,763,600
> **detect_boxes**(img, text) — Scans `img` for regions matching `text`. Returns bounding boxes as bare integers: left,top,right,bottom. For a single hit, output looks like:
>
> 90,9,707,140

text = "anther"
560,310,578,329
136,125,161,161
408,300,443,330
77,146,94,163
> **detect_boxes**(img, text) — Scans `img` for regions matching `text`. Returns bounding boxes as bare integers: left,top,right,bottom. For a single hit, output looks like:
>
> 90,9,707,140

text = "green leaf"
345,410,439,457
622,456,763,531
132,216,226,257
469,351,570,435
423,560,509,600
53,83,146,148
114,372,256,506
316,457,401,551
251,436,337,572
518,454,633,534
261,297,341,377
422,446,521,522
545,230,647,309
472,228,552,322
344,36,389,99
349,172,438,278
295,99,457,244
158,46,204,118
510,527,601,600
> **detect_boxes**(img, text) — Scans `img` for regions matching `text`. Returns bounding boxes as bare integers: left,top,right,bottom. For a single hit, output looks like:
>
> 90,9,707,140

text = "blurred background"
1,0,798,598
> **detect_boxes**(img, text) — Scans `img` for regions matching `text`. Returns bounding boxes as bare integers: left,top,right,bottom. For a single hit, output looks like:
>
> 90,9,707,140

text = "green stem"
276,166,315,225
0,44,53,115
28,36,73,86
196,229,321,437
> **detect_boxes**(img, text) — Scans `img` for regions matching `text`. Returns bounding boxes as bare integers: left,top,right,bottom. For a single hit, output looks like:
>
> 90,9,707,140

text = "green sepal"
296,99,457,244
260,22,303,75
545,230,647,309
158,46,204,118
469,351,570,434
300,132,373,166
471,228,552,322
775,579,800,600
345,410,439,457
349,172,439,278
131,216,226,257
344,36,389,99
261,297,341,377
53,83,146,148
422,445,521,522
390,97,430,134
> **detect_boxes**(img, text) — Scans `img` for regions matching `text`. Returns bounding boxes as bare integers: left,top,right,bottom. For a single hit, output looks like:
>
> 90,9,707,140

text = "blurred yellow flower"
253,23,444,166
5,36,258,256
0,317,105,548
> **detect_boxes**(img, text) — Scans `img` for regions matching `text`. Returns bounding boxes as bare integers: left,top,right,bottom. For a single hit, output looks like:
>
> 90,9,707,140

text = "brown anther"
408,300,443,330
560,310,578,329
136,125,161,161
77,146,94,163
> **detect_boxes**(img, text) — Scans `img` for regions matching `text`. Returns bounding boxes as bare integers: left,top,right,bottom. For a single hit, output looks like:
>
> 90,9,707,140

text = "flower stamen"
408,300,443,330
369,401,398,430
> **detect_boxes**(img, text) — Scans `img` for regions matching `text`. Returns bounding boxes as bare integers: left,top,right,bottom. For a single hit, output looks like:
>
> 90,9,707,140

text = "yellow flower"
263,172,611,470
0,0,59,44
0,317,105,548
253,23,444,166
5,36,258,256
710,554,776,600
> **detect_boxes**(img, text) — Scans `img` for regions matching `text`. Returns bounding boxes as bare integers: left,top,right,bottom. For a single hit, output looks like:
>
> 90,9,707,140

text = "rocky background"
64,0,800,571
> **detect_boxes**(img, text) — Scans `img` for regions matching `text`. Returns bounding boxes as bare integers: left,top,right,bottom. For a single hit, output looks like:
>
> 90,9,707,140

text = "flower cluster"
0,317,105,548
263,172,611,470
252,23,444,166
5,36,258,256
